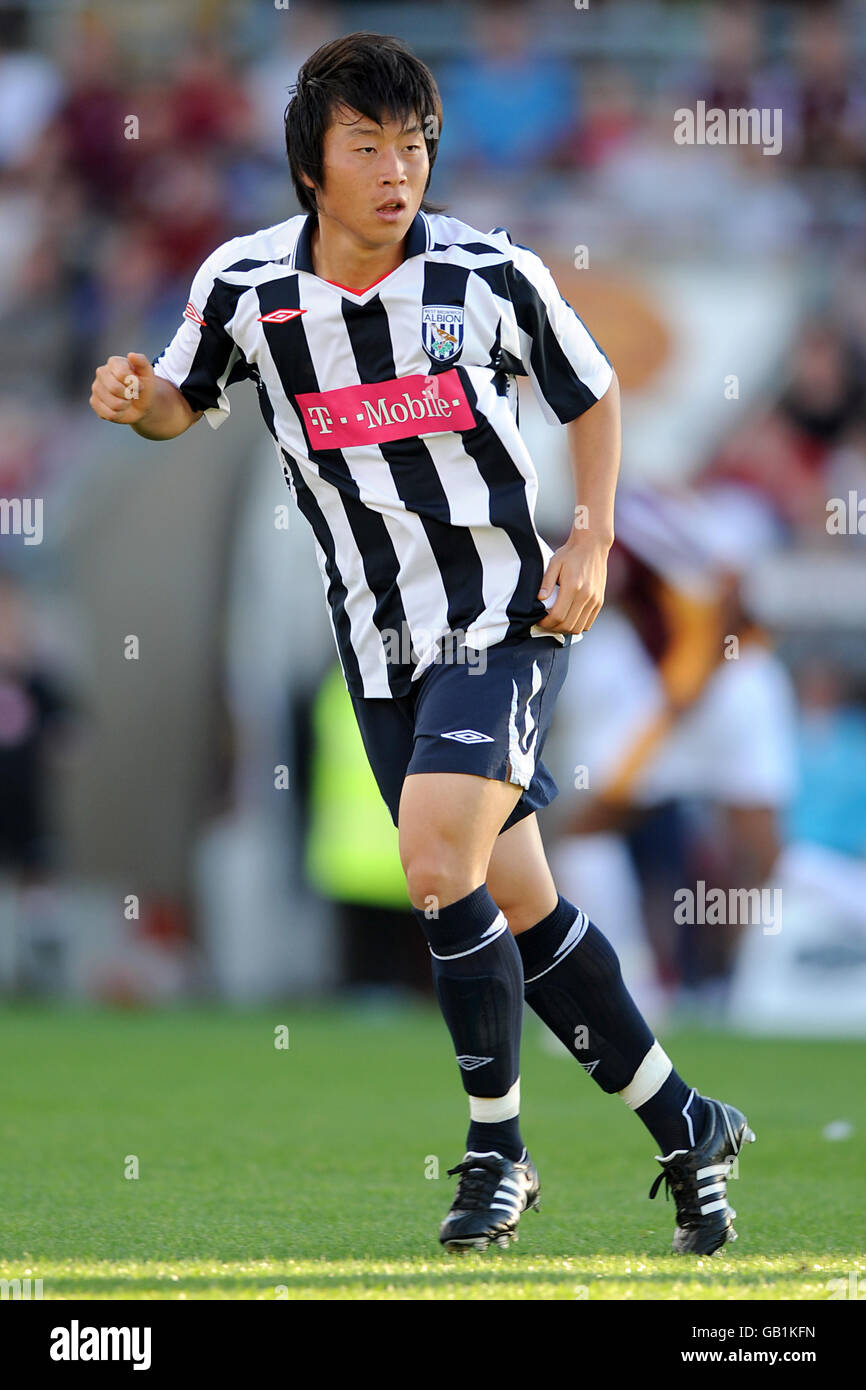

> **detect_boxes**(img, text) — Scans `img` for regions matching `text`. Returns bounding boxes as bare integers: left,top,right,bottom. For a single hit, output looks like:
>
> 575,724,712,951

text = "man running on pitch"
89,32,755,1255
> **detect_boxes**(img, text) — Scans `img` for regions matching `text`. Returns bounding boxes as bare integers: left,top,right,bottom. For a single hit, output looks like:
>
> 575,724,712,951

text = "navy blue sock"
414,885,525,1162
516,895,707,1153
634,1071,706,1158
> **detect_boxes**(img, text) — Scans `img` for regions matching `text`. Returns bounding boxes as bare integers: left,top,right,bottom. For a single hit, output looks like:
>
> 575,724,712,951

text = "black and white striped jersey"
152,210,613,698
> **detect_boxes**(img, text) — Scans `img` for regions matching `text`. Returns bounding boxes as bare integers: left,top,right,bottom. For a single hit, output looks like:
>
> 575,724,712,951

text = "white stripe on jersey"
152,211,613,697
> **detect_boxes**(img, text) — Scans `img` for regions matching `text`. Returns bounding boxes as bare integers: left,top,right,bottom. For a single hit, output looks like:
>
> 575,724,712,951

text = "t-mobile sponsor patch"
296,368,475,449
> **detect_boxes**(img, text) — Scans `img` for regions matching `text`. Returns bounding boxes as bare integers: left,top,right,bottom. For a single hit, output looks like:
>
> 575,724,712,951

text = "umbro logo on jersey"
257,308,308,323
456,1055,494,1070
440,729,495,744
183,301,206,326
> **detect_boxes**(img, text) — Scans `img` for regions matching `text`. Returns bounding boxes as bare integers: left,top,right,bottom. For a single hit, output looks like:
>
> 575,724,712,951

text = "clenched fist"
89,352,157,425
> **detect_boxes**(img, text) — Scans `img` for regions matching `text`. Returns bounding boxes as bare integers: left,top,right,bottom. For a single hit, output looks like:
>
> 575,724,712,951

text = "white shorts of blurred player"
544,606,799,1030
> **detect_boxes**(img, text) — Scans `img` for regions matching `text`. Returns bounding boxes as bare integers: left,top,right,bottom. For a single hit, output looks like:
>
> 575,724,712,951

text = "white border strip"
618,1041,673,1109
469,1078,520,1123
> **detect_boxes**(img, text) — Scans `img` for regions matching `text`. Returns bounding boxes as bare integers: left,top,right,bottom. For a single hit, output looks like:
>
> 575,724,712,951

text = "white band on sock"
428,912,508,961
618,1041,673,1109
469,1078,520,1123
522,908,589,985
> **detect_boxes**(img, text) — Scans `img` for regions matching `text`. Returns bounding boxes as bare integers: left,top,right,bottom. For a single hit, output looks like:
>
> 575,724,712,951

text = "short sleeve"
151,250,255,431
493,229,613,425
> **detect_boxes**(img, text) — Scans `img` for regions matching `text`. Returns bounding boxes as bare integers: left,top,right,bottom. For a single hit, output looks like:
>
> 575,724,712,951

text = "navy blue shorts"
350,633,571,836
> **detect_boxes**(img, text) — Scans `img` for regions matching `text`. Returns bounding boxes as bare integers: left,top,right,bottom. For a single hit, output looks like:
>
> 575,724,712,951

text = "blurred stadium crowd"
1,0,865,1032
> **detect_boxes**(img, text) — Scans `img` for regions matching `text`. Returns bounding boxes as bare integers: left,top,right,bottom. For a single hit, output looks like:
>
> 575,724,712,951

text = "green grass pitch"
1,1002,864,1300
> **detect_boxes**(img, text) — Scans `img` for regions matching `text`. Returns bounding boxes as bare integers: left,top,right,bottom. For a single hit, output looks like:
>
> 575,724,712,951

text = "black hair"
284,32,445,215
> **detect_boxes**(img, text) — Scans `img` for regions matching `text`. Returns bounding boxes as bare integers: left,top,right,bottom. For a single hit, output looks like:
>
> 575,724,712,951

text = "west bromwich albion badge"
422,305,464,363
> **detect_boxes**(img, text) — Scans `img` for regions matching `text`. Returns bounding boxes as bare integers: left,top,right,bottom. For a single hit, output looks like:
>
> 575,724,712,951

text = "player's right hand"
89,352,157,425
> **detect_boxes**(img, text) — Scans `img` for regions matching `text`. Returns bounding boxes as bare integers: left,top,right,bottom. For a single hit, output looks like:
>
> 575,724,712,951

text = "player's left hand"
535,530,612,635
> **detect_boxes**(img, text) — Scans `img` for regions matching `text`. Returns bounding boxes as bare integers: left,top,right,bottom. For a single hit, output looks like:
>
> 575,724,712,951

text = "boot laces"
649,1158,728,1224
446,1156,505,1209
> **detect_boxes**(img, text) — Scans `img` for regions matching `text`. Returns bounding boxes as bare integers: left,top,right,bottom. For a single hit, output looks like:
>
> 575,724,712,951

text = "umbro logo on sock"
456,1055,494,1070
440,730,495,744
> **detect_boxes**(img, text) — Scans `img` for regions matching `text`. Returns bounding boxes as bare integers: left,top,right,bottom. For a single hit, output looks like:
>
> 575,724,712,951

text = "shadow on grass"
40,1264,814,1299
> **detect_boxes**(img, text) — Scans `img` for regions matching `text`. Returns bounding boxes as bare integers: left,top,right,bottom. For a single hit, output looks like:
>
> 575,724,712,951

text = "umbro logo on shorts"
456,1055,494,1070
440,729,495,744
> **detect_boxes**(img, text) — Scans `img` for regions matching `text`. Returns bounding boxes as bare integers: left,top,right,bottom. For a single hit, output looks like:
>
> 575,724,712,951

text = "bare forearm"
535,370,621,636
566,370,621,545
90,353,203,438
131,376,203,440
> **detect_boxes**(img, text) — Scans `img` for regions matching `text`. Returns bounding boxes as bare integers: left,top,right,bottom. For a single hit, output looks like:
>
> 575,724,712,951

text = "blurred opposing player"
89,32,754,1255
548,485,798,1018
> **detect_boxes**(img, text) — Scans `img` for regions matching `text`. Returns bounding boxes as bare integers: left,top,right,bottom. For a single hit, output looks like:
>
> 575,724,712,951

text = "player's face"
307,104,429,247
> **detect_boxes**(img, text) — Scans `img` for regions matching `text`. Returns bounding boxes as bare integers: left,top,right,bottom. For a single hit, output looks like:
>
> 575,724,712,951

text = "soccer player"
89,32,754,1255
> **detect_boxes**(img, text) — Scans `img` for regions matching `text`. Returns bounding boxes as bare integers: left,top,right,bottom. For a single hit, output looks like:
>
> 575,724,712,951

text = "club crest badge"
422,305,464,362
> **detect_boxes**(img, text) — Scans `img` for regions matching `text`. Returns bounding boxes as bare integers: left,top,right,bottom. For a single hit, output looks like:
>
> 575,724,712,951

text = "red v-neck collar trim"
291,210,430,297
323,267,398,295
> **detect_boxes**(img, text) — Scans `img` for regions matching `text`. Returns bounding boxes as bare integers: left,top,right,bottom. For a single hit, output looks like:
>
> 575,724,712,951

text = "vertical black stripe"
471,261,533,379
457,372,548,637
255,275,414,697
174,281,252,412
254,375,363,693
503,262,602,421
341,293,485,637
